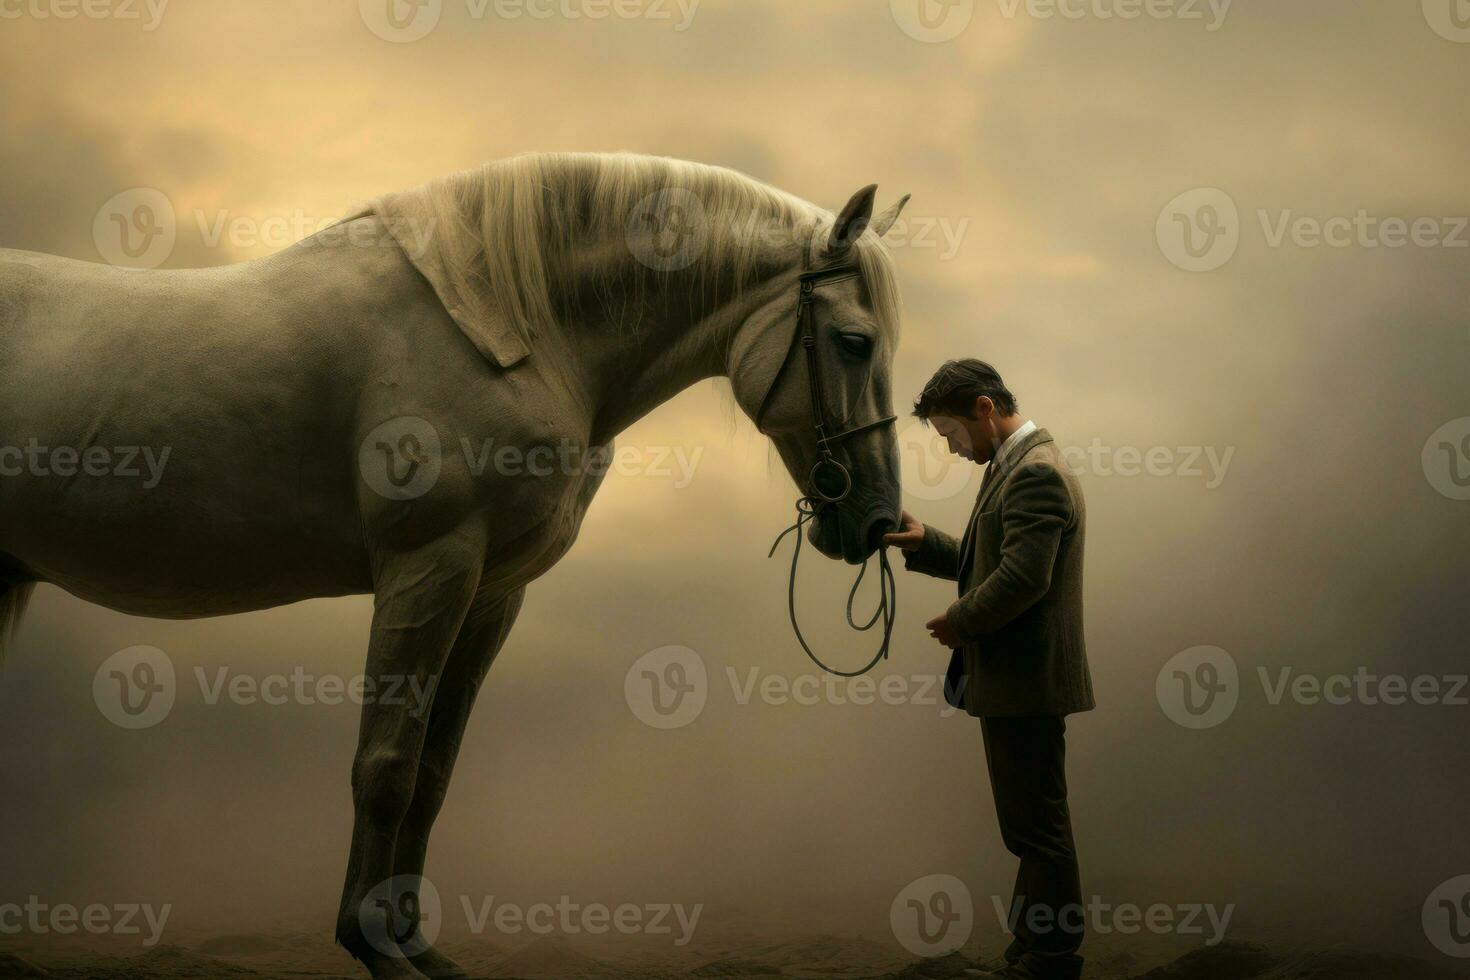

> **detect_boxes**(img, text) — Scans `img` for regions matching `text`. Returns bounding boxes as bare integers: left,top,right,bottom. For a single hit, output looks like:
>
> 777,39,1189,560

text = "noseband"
763,264,899,677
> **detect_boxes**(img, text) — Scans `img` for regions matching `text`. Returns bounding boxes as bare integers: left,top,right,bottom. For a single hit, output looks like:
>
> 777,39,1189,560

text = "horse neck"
567,231,803,447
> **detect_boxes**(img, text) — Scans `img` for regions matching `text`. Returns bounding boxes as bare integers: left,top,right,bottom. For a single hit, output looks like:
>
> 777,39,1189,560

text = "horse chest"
478,447,609,589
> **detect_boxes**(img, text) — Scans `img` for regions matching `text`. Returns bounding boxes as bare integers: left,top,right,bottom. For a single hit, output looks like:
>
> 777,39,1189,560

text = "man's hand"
882,510,925,552
925,611,959,648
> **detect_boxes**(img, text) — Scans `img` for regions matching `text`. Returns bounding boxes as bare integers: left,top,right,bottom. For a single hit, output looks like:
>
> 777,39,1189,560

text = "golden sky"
1,0,1467,957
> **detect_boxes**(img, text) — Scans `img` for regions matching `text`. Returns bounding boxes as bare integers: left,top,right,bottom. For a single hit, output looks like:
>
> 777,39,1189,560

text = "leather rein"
761,264,899,677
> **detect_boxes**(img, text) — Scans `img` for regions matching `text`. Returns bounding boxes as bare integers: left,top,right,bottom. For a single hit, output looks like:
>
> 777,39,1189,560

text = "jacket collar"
974,425,1053,514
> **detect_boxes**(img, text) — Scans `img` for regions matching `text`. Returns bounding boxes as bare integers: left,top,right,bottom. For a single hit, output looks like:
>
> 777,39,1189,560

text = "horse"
0,152,909,979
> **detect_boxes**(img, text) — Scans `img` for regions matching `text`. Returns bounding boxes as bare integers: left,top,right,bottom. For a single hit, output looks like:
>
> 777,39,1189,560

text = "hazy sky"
1,0,1467,963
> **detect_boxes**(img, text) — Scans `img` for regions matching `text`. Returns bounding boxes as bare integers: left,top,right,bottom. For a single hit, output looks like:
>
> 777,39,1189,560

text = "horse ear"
826,184,879,254
869,193,911,238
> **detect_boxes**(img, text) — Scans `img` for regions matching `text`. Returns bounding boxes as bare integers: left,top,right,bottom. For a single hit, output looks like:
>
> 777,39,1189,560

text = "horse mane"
361,152,900,368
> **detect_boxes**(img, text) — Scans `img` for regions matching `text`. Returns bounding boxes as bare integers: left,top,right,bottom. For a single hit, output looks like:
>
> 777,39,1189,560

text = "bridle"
760,263,899,677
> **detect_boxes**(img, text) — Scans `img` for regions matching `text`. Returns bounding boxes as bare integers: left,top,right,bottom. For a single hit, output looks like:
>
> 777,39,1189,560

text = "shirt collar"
992,419,1037,471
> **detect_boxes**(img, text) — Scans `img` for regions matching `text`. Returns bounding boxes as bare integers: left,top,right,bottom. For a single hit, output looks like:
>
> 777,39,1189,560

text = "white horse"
0,152,908,979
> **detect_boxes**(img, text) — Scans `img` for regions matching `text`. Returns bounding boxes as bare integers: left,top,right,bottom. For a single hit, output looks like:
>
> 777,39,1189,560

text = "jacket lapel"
957,427,1053,581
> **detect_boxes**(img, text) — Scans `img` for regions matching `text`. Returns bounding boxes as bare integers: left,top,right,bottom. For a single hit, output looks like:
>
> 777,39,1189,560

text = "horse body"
0,220,604,617
0,153,908,980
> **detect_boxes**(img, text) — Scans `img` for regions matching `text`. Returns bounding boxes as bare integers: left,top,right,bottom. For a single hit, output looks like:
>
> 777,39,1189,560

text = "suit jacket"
903,426,1095,717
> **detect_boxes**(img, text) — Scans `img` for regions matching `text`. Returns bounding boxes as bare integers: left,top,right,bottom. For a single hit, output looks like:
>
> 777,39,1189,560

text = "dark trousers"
980,714,1084,971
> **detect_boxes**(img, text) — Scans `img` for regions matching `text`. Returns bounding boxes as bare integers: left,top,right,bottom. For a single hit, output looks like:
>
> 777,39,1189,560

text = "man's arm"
902,523,962,581
885,510,961,581
946,460,1072,641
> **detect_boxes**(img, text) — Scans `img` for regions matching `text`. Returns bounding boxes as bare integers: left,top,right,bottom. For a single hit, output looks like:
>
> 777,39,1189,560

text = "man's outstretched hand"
882,510,925,552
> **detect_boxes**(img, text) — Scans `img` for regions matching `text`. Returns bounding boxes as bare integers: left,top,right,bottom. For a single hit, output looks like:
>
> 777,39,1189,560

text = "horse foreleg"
390,586,526,979
335,542,483,980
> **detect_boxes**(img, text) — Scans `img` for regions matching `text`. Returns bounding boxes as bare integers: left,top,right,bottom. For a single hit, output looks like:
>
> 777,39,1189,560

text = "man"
884,359,1094,980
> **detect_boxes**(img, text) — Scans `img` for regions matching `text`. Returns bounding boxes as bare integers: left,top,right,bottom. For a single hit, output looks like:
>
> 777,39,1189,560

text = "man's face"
929,398,996,464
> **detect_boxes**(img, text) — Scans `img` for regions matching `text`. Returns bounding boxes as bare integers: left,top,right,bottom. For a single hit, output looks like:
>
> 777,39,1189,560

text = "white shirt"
991,419,1037,472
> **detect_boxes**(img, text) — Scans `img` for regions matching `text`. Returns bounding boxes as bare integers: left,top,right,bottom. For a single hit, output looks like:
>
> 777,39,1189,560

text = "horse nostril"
864,513,895,552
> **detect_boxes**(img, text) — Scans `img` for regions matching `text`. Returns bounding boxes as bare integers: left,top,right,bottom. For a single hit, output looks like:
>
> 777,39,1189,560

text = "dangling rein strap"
767,499,898,677
760,262,899,677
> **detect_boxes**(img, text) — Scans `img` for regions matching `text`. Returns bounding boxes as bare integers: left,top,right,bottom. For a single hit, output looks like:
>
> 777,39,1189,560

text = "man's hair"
912,359,1018,421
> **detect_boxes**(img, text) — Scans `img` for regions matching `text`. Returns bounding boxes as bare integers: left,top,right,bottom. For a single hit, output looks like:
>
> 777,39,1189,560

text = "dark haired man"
884,359,1094,980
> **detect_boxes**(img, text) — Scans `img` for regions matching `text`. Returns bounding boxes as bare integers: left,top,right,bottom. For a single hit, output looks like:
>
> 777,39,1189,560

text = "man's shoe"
975,935,1029,974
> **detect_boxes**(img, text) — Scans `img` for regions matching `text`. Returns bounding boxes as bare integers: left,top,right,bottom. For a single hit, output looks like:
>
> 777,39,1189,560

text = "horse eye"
837,332,873,358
